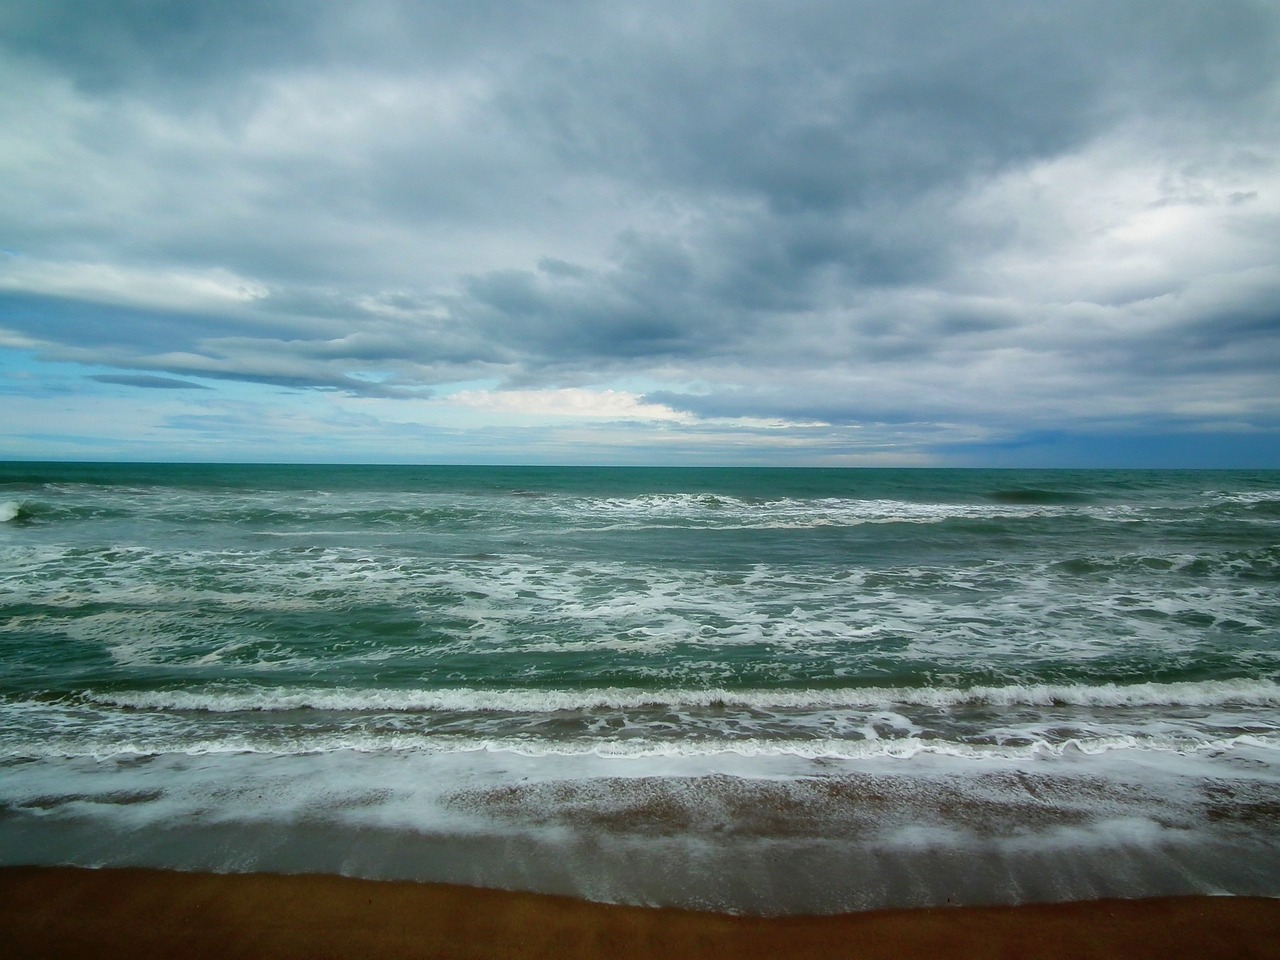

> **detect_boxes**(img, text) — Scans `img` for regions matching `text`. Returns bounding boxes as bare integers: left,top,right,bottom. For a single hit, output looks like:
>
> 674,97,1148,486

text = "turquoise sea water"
2,463,1278,912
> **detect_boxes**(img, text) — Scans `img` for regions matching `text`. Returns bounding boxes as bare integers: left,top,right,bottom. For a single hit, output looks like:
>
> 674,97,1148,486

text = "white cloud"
445,388,694,424
0,258,268,313
954,130,1280,308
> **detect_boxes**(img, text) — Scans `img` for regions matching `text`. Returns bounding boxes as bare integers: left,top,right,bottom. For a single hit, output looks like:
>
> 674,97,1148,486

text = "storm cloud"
1,1,1278,463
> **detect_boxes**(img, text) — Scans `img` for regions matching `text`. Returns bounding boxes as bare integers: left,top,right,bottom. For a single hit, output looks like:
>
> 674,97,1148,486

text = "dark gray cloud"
2,1,1279,462
89,374,209,390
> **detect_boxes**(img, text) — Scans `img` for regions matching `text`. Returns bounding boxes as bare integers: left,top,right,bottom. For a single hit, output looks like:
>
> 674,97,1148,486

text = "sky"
1,1,1279,467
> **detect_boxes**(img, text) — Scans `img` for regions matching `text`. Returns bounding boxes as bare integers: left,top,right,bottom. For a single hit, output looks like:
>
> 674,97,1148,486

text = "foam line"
4,730,1278,763
79,677,1280,714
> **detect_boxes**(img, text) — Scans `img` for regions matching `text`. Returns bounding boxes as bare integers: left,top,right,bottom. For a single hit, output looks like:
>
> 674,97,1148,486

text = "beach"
3,867,1279,960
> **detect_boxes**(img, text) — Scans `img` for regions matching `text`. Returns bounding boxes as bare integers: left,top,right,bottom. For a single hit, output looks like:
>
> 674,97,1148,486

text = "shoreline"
3,867,1279,960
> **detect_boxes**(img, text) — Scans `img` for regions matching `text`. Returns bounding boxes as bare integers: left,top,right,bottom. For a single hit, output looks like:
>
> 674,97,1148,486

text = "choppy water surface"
2,464,1278,912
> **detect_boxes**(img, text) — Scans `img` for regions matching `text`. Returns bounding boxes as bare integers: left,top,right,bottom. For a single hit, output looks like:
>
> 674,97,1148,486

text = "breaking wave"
83,677,1280,714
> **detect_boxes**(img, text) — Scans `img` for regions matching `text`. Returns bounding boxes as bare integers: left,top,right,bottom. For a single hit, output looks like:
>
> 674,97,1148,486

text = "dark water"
2,463,1278,912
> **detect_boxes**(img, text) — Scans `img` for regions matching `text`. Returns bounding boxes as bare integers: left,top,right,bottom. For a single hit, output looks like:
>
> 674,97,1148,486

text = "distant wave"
558,493,1114,529
82,677,1280,714
1205,490,1280,504
0,488,1170,531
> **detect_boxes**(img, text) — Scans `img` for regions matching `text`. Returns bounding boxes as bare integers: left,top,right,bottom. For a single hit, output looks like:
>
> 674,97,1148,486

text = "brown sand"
2,866,1278,960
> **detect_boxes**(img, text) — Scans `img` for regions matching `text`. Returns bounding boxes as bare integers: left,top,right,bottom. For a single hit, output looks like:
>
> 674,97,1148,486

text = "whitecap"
81,677,1280,715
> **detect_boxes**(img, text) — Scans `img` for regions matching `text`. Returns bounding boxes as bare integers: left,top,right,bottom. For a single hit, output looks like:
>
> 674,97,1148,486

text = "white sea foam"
0,500,21,522
4,722,1278,763
1204,490,1280,505
82,677,1280,714
412,731,1280,762
555,494,1117,529
3,734,1276,914
7,523,1270,682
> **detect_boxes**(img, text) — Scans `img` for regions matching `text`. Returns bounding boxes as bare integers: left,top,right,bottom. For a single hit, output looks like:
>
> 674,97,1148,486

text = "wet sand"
2,866,1278,960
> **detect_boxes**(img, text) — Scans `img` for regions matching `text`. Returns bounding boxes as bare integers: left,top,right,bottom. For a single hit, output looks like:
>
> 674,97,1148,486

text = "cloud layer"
2,1,1278,463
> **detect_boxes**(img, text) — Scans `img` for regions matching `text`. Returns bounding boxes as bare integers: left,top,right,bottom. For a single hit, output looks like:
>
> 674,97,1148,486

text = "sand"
2,866,1278,960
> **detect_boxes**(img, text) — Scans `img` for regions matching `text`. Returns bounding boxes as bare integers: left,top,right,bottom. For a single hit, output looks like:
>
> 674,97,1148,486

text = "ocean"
1,462,1278,914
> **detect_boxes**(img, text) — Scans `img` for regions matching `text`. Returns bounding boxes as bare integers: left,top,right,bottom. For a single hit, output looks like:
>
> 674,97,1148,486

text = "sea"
1,462,1278,914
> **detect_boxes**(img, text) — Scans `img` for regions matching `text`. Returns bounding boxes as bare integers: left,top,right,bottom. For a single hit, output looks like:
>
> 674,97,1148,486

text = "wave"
0,499,33,523
397,731,1280,762
4,725,1277,764
134,489,1063,532
555,493,1131,530
6,487,1230,533
1205,490,1280,505
80,677,1280,714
